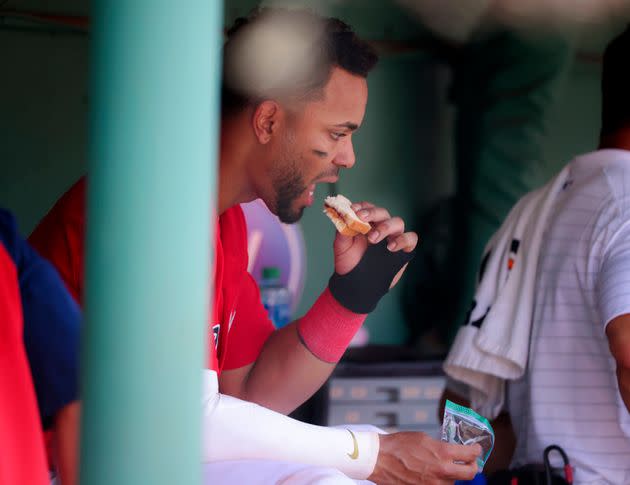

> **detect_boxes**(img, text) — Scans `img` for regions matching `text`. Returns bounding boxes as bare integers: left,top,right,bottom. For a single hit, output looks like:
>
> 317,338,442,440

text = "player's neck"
218,114,258,215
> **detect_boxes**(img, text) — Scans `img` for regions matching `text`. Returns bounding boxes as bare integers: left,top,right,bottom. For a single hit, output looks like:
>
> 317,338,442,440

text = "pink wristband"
297,288,367,363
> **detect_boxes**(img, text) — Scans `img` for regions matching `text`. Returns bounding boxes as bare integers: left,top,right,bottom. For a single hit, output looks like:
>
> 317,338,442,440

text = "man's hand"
368,432,480,485
334,202,418,288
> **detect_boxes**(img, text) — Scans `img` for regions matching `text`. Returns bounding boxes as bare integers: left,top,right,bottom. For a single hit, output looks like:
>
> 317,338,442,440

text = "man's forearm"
232,321,336,414
222,235,415,413
208,370,480,484
204,370,380,478
221,288,366,414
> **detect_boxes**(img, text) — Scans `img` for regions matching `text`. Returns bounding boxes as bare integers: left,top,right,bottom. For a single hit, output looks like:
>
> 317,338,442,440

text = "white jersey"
508,149,630,484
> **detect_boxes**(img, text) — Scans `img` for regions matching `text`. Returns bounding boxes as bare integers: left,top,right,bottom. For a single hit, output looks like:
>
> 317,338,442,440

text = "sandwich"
323,195,371,237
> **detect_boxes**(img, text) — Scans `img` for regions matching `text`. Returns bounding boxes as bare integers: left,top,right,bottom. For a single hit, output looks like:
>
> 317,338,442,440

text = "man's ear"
252,100,281,144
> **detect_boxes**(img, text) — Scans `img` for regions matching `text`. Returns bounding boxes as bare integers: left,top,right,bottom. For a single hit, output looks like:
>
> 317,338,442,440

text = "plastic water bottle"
260,266,292,328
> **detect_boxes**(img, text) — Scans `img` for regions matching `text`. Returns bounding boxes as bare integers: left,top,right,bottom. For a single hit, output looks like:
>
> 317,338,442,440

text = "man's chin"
277,205,305,225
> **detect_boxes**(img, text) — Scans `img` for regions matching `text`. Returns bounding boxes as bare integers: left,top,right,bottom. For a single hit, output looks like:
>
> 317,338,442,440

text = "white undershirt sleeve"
201,370,380,480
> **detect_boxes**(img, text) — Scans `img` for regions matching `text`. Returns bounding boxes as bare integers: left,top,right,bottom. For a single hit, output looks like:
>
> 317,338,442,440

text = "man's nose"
332,138,356,169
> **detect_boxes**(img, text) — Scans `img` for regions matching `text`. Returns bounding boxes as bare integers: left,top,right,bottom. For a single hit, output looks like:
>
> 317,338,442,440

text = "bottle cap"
262,266,281,280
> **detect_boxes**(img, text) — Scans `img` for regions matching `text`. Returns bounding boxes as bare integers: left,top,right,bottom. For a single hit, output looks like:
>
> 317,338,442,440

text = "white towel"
444,166,570,420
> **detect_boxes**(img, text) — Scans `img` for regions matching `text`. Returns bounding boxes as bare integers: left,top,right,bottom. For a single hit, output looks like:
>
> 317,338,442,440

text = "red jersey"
210,207,275,371
29,177,274,374
0,238,49,485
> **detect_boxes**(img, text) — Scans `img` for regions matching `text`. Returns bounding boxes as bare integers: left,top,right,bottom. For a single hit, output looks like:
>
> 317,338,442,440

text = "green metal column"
80,2,223,484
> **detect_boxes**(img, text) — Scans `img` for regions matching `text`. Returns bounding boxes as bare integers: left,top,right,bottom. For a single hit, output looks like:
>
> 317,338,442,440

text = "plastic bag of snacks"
441,399,495,472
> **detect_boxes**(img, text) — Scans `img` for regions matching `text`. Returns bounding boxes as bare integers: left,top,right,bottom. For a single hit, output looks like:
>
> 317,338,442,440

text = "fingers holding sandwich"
351,201,389,223
351,201,417,253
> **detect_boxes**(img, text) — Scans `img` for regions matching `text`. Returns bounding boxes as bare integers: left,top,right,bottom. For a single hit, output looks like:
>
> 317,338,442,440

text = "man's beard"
273,161,307,224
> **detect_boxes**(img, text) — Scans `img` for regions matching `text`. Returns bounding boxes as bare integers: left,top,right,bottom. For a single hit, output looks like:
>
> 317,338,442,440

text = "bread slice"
323,195,371,236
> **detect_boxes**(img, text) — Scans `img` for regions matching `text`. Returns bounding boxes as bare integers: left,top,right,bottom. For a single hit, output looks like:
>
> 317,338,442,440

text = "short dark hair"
221,8,378,116
601,25,630,137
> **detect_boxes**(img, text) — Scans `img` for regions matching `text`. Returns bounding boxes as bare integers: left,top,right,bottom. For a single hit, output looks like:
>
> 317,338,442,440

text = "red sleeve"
28,179,86,305
221,272,275,371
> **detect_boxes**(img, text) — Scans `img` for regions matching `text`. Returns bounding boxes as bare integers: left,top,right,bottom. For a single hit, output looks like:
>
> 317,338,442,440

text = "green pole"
80,2,223,484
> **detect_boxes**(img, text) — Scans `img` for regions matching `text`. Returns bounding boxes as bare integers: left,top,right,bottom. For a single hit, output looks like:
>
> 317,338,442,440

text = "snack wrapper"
441,399,495,471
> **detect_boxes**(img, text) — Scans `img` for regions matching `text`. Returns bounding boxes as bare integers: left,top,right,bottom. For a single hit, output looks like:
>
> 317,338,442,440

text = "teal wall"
0,29,88,233
541,59,603,178
0,1,610,345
